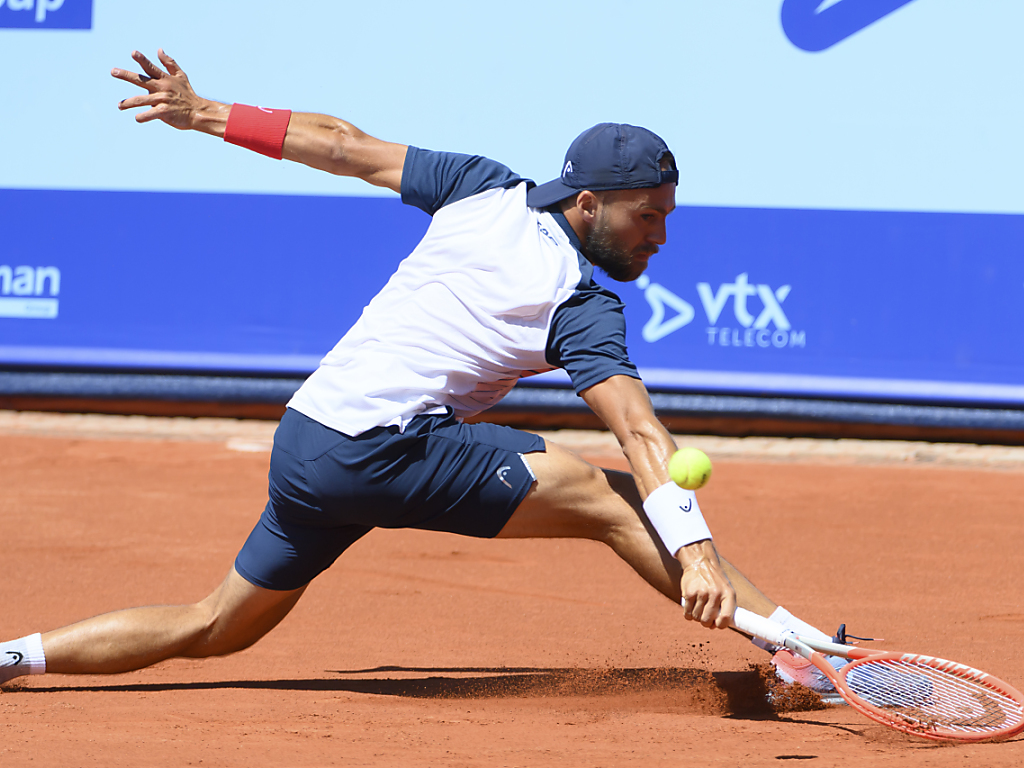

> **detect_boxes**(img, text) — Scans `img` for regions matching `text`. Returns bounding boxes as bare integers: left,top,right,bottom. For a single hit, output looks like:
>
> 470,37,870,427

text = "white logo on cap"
562,160,573,178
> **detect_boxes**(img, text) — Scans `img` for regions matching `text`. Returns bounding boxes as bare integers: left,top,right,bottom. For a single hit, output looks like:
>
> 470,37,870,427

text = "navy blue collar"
546,207,595,286
548,208,583,252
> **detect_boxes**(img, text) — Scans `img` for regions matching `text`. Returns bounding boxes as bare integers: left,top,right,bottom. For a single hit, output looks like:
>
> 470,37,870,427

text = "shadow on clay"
15,665,791,717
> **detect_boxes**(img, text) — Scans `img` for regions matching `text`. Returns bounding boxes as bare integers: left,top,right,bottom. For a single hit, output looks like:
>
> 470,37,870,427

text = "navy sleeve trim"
401,147,528,216
546,285,639,395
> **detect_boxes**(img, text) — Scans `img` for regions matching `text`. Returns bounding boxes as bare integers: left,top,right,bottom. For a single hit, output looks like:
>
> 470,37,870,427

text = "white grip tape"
731,607,794,647
642,482,713,556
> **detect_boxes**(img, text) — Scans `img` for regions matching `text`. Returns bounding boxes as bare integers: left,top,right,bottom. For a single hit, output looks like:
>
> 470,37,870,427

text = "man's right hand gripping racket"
732,607,1024,742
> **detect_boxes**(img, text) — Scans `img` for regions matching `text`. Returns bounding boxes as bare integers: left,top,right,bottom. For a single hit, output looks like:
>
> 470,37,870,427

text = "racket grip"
731,607,794,647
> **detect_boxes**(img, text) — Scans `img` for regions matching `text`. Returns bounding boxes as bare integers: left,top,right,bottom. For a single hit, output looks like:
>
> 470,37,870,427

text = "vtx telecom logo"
0,265,60,319
635,273,806,350
781,0,916,52
0,0,92,29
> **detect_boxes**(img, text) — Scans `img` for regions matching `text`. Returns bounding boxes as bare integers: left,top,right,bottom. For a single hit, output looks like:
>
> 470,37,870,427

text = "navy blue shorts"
234,408,545,591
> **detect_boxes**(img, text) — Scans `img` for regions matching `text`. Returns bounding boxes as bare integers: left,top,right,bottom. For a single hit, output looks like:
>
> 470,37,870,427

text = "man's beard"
583,218,646,282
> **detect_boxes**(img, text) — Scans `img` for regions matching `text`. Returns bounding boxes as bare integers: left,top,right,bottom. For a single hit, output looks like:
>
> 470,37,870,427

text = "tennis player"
0,50,842,698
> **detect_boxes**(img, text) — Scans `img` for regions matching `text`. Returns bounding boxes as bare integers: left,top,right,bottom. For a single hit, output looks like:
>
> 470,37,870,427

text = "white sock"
0,633,46,684
752,606,830,653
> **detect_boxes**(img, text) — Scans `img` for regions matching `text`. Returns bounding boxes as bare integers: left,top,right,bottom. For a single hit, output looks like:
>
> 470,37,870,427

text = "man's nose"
649,221,667,245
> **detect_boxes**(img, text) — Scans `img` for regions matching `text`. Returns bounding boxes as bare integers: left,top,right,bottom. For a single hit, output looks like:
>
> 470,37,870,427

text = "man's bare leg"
6,441,777,684
36,567,305,675
497,441,776,617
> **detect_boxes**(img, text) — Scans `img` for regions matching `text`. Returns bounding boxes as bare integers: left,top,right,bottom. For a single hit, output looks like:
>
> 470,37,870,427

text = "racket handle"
731,607,794,647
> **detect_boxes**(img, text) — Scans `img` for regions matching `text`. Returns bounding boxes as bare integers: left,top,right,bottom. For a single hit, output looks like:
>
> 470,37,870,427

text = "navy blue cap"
527,123,678,209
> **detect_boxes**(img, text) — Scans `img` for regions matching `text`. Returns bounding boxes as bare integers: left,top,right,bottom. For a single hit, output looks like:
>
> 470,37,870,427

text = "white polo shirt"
287,148,638,436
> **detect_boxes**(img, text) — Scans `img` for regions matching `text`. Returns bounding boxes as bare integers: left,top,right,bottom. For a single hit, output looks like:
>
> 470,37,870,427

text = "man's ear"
575,190,599,223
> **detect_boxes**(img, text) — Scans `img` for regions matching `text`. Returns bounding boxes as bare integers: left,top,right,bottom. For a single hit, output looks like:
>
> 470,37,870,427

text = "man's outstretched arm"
112,49,407,193
582,374,737,628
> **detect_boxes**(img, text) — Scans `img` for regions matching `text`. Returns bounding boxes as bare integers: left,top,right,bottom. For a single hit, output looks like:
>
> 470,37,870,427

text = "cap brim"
527,178,578,209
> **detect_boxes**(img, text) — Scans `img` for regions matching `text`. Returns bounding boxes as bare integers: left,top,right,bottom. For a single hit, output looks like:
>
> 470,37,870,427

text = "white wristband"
642,482,713,557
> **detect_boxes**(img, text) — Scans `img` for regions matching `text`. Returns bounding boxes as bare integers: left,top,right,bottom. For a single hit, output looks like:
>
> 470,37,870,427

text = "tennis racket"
732,607,1024,742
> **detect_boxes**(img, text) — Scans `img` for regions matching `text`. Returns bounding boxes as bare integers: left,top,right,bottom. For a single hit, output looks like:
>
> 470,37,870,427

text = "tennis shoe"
771,649,848,706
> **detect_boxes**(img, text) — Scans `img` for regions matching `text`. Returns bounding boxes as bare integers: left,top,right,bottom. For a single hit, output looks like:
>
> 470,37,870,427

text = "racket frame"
732,607,1024,742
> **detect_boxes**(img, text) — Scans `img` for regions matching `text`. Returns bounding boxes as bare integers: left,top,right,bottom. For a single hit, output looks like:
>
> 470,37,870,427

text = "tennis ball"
668,447,712,490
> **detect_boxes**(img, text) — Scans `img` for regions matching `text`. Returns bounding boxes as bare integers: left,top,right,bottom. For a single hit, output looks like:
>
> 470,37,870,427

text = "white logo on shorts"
496,465,513,489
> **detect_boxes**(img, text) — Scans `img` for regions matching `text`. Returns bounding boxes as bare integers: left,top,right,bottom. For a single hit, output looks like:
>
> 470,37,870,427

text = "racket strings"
844,659,1024,735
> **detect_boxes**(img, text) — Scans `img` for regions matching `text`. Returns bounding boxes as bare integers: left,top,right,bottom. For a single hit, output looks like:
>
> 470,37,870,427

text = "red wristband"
224,103,292,160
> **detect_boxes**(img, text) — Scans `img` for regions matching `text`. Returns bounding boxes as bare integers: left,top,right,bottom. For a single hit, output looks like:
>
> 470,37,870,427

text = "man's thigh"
497,440,644,541
498,442,685,602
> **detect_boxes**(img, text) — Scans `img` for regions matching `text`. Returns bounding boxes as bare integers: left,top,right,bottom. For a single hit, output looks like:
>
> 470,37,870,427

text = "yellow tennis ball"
668,447,713,490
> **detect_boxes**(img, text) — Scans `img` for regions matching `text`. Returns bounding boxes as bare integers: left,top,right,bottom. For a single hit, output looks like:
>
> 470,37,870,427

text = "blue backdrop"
3,188,1022,406
3,2,1023,408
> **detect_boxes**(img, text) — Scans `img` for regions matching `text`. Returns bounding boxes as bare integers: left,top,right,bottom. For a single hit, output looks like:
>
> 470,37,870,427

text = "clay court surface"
2,412,1023,766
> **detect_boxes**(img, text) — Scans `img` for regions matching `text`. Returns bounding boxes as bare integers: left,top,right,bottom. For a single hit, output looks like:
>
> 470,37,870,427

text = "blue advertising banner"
3,189,1023,406
621,207,1024,404
0,0,92,29
0,189,426,372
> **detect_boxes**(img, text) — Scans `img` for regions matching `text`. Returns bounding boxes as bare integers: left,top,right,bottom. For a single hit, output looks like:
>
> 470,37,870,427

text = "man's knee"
186,570,307,659
176,598,236,658
179,601,273,658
